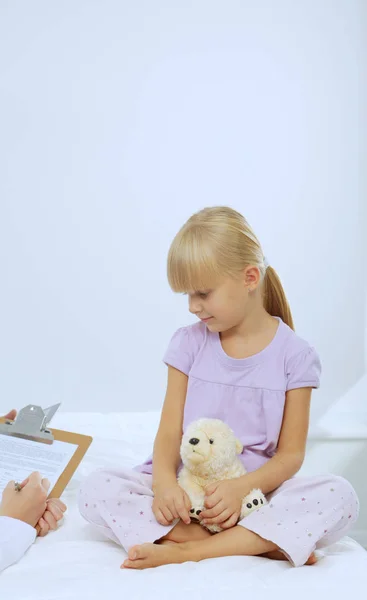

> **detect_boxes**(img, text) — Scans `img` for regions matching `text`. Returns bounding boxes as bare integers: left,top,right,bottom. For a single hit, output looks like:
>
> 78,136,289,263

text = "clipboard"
0,404,93,499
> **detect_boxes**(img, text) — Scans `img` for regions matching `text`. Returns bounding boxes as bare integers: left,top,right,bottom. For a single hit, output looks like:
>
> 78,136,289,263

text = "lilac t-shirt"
136,317,321,475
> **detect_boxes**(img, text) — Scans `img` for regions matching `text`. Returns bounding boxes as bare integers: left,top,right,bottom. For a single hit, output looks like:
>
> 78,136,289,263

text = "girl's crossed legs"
122,519,317,570
79,468,358,570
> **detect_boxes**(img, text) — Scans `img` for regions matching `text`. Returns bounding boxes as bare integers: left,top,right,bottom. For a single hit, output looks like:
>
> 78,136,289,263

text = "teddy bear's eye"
209,439,214,444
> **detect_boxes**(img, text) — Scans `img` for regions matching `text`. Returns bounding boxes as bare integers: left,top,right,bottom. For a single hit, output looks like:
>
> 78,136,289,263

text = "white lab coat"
0,516,36,572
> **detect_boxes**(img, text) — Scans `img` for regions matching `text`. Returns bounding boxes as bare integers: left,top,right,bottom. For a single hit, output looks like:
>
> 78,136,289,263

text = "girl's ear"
235,439,243,454
243,265,261,290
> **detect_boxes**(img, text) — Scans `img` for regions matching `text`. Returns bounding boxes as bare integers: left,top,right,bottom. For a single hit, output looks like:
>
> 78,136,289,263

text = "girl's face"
187,274,252,332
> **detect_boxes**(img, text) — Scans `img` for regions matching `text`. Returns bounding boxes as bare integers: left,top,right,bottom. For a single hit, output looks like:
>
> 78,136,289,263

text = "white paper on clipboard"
0,434,78,495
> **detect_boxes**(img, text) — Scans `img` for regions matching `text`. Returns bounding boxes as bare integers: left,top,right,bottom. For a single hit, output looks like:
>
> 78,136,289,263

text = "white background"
0,0,365,421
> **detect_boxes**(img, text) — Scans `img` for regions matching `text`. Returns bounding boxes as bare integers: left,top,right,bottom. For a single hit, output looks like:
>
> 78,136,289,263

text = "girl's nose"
188,297,201,315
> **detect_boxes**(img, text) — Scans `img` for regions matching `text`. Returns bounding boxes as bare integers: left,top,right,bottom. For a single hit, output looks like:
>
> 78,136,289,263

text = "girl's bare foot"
121,542,186,569
121,523,212,570
264,549,317,565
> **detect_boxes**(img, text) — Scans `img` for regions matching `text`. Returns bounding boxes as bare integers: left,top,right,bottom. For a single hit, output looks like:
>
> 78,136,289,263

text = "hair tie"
263,256,270,269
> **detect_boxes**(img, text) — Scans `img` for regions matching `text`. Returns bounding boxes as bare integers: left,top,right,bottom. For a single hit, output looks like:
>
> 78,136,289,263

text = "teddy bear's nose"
189,438,200,446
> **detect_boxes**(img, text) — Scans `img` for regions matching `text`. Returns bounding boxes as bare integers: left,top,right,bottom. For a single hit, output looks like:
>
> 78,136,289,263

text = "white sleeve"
0,516,36,572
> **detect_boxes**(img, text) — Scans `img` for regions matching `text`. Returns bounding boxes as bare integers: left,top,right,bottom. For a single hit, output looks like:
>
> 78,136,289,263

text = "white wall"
0,1,365,419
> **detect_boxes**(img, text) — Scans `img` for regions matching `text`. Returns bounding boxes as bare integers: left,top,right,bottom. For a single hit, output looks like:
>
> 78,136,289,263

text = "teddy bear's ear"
235,439,243,454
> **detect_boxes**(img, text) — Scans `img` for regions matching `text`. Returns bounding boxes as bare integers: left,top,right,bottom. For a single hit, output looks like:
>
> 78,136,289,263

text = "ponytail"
263,266,294,330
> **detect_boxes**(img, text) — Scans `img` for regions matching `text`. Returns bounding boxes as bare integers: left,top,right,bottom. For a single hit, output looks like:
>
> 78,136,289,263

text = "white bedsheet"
1,411,366,600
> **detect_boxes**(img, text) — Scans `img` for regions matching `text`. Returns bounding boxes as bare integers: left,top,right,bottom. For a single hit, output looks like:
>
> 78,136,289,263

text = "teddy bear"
178,418,267,533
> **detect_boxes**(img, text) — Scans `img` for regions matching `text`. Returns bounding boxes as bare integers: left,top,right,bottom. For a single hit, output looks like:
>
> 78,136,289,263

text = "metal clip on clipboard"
0,403,61,445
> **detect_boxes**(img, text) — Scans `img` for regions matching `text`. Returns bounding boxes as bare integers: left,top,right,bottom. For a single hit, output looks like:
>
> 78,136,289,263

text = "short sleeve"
163,324,205,376
286,346,321,391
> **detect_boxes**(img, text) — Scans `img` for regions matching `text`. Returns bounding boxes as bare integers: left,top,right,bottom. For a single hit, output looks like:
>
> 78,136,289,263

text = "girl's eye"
198,291,210,299
209,439,214,444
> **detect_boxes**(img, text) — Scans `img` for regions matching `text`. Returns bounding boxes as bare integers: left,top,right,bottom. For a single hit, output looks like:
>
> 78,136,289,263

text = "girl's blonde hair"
167,206,294,330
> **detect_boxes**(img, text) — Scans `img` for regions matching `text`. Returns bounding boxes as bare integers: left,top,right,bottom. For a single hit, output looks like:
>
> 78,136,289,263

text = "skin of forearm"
237,451,304,496
152,432,181,490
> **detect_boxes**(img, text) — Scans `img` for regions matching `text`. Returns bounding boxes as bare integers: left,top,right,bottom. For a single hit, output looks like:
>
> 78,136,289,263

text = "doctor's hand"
1,409,17,421
0,472,50,529
35,498,67,537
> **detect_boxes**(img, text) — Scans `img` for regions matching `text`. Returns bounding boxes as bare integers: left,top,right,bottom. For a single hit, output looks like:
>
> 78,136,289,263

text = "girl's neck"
219,305,279,360
222,302,275,343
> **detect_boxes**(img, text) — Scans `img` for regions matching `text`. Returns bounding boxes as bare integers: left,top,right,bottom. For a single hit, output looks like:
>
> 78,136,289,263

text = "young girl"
79,206,359,570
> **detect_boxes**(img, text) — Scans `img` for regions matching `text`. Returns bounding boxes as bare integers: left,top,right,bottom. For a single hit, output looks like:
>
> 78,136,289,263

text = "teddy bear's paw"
241,488,267,518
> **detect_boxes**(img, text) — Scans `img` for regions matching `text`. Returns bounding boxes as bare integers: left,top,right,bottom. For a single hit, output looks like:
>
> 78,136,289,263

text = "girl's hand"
152,481,192,526
36,498,67,537
200,479,244,529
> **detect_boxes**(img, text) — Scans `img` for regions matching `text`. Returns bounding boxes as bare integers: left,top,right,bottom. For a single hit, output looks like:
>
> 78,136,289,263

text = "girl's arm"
237,387,312,496
152,365,188,490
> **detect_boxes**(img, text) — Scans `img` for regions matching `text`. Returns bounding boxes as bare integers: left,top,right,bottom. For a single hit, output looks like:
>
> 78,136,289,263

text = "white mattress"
1,411,367,599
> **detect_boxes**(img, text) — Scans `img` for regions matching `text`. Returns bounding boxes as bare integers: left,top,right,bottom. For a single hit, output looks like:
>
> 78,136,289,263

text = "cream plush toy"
178,418,267,533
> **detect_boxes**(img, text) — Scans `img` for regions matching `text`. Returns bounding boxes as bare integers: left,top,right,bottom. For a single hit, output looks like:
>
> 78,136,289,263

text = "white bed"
1,411,367,599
